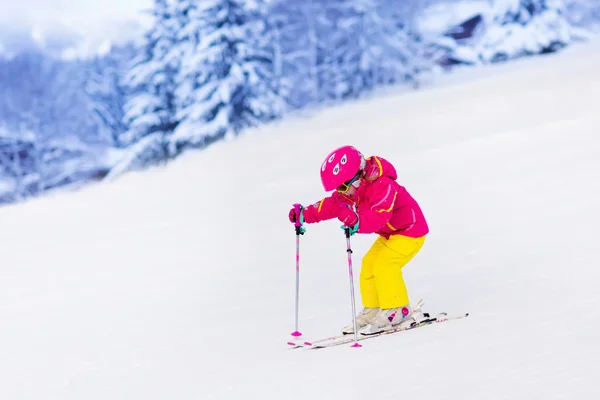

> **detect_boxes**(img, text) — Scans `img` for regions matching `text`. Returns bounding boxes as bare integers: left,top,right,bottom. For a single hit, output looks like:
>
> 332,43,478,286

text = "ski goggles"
336,171,362,193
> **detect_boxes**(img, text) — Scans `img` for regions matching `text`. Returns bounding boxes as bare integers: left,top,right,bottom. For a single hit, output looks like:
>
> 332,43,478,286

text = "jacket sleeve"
357,180,398,234
302,192,352,224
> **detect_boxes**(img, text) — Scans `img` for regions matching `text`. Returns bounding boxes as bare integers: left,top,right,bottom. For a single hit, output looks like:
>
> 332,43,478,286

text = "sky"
0,38,599,399
0,0,152,30
0,0,152,56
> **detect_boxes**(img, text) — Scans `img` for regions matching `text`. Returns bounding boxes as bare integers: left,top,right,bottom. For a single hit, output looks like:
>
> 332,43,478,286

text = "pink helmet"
320,145,366,191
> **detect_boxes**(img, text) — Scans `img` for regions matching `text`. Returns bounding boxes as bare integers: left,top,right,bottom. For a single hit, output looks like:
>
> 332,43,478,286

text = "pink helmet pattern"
320,145,366,191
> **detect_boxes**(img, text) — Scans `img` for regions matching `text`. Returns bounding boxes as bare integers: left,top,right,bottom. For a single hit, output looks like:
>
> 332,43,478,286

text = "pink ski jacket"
303,156,429,239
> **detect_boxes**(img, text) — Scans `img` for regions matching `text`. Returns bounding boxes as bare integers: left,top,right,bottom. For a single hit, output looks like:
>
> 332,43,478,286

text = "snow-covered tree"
270,0,433,106
120,0,182,165
84,44,134,147
0,125,36,202
315,0,431,99
0,52,58,133
269,0,320,108
564,0,600,31
172,0,285,148
0,52,118,201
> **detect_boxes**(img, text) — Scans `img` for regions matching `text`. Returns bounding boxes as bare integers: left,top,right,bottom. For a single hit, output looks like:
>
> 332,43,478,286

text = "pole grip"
293,203,302,227
293,203,305,235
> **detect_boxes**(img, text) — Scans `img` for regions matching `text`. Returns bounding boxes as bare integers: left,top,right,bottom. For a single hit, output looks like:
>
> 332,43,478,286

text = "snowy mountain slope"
1,41,600,400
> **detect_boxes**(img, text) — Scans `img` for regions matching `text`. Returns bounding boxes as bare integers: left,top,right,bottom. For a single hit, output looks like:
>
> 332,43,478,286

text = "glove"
337,205,359,228
288,205,304,225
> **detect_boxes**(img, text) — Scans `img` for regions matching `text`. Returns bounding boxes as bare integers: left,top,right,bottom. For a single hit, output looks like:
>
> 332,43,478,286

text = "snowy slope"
1,41,600,400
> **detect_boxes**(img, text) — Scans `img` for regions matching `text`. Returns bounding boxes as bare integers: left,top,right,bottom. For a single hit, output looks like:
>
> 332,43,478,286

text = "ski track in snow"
1,41,600,399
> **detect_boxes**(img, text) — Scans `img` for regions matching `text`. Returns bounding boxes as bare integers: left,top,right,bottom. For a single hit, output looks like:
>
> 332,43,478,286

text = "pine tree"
121,0,181,165
172,0,285,148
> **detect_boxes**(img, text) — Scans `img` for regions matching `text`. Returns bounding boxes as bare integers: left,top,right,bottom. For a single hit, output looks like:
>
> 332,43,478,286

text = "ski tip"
287,342,297,346
303,341,313,346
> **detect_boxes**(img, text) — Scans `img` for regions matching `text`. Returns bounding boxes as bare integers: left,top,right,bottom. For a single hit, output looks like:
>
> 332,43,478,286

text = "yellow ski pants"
360,234,426,309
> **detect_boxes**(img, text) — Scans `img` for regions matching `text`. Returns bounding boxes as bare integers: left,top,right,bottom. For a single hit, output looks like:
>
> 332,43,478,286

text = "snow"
1,40,600,399
0,178,16,195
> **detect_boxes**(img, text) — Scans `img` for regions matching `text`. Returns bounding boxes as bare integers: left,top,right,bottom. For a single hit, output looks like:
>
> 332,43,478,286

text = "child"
288,145,429,335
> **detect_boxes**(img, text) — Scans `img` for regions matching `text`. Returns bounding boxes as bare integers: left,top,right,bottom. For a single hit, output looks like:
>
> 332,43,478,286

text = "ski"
287,300,426,348
287,339,306,349
304,312,469,349
293,299,429,348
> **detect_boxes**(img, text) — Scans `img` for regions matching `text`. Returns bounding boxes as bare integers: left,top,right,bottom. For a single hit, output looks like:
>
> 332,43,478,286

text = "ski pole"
344,227,362,348
290,203,304,339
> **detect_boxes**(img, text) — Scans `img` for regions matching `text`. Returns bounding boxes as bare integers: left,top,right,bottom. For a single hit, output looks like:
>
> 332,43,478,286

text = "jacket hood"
364,156,397,181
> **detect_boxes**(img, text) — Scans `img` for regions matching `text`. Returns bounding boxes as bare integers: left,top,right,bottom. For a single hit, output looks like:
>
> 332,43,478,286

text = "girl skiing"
288,145,429,335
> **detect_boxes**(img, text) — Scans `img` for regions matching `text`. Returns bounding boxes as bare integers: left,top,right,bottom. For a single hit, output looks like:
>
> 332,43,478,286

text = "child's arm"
302,192,353,223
